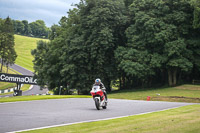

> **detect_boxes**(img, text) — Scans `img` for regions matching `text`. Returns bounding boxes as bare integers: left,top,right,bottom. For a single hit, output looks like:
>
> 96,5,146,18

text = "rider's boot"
104,92,108,103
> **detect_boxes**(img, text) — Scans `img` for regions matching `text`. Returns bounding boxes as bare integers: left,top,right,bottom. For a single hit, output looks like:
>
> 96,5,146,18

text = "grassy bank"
108,84,200,103
0,95,91,103
0,34,43,92
14,34,48,71
21,104,200,133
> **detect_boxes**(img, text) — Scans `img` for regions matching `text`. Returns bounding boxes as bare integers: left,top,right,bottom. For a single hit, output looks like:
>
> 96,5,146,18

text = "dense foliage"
0,17,17,72
116,0,196,87
32,0,200,94
12,19,50,38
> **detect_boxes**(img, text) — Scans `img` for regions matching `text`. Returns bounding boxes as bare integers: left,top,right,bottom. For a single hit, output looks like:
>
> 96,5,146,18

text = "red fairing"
90,90,103,96
90,90,104,101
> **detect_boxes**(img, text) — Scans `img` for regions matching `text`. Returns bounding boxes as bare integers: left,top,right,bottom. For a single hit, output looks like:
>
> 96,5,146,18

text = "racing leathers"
93,82,108,102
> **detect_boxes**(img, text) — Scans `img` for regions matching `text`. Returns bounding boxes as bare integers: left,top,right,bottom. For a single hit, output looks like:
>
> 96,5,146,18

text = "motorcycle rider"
93,78,108,102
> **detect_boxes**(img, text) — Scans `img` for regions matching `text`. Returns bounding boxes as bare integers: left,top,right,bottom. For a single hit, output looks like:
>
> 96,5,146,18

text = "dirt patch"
175,85,200,90
151,96,200,103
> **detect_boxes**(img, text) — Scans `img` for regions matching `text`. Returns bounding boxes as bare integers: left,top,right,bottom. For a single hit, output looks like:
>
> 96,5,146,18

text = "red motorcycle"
90,85,107,110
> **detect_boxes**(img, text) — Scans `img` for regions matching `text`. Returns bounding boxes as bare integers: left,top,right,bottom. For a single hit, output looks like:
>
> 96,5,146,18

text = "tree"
193,0,200,28
48,24,60,40
187,0,200,81
29,20,49,38
0,17,17,72
0,18,4,70
60,0,127,92
32,0,127,93
14,20,24,34
32,17,69,91
22,20,31,36
116,0,194,87
31,41,49,86
32,0,200,92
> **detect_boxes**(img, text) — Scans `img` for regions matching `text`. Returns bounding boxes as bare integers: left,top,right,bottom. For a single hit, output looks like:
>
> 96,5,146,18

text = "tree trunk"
122,75,125,89
168,68,178,87
119,77,122,90
106,79,111,92
6,65,8,73
178,71,182,84
161,69,167,85
0,59,3,72
172,69,177,86
168,69,173,86
148,77,152,87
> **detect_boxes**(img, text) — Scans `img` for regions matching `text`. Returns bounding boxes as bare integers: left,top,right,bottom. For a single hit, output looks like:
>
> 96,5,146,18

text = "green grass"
0,95,91,103
0,83,16,90
108,84,200,103
14,34,48,71
21,104,200,133
0,84,31,96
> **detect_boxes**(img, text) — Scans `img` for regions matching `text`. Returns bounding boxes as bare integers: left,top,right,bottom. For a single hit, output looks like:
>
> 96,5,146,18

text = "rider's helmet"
95,78,101,85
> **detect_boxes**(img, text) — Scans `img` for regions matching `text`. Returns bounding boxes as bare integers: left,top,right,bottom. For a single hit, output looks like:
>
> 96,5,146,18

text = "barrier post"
147,96,151,101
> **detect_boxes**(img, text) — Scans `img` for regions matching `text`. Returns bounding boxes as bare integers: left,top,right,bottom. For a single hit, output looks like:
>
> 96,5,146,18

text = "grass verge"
108,84,200,103
21,104,200,133
0,84,30,96
14,34,48,71
0,95,91,103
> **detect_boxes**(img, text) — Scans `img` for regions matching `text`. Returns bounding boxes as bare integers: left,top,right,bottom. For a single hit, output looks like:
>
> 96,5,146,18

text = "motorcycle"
90,85,107,110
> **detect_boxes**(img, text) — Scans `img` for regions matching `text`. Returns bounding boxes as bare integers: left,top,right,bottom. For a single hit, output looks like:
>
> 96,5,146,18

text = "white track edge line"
7,105,188,133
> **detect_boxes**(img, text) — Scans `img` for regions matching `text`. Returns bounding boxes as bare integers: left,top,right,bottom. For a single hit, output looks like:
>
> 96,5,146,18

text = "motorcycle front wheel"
102,102,107,109
95,98,100,110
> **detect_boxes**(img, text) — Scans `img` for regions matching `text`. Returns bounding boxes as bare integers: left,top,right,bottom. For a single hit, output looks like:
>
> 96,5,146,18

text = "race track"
0,98,195,133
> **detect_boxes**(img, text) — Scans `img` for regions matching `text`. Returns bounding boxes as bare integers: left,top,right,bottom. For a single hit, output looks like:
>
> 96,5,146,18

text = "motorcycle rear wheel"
95,98,100,110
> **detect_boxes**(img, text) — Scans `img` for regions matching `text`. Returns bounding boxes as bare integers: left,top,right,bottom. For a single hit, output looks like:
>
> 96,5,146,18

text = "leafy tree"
192,0,200,28
31,41,49,86
22,20,31,36
60,0,127,92
32,36,66,93
48,24,60,40
11,19,49,38
116,0,194,87
187,0,200,81
32,17,69,91
32,0,127,93
32,0,200,92
14,20,24,34
0,17,17,72
29,20,49,38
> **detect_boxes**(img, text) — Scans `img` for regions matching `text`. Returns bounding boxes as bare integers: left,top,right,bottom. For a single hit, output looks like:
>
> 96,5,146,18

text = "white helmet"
95,78,101,85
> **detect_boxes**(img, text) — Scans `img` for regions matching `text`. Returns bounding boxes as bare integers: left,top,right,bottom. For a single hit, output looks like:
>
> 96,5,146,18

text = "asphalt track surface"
0,98,195,133
0,64,48,98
